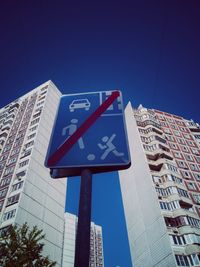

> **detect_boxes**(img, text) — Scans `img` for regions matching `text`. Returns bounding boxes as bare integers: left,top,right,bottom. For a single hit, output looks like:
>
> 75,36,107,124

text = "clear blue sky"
1,1,200,266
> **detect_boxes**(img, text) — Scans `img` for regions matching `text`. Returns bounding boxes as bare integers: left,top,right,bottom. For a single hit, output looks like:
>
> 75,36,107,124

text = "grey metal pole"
74,169,92,267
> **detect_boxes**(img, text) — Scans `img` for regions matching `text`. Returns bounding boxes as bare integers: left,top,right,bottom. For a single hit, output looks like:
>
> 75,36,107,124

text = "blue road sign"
45,90,131,177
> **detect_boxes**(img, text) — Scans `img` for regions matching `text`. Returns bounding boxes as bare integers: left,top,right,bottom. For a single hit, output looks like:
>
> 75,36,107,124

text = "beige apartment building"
119,103,200,267
62,212,104,267
0,81,66,266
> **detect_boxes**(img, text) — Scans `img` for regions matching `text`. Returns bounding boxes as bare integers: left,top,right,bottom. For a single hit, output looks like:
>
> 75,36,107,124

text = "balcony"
185,244,200,255
179,196,193,207
149,162,164,172
1,126,10,134
147,152,173,162
8,107,18,115
178,225,200,236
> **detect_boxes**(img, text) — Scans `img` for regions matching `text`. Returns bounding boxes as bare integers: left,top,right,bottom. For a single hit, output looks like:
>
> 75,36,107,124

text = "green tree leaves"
0,223,56,267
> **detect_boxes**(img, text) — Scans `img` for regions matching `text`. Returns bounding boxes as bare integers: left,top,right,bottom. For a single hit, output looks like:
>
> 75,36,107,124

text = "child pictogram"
98,134,124,160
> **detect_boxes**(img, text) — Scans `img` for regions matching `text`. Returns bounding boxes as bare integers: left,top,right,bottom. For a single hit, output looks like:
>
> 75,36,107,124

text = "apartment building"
119,103,200,267
62,212,104,267
0,81,66,266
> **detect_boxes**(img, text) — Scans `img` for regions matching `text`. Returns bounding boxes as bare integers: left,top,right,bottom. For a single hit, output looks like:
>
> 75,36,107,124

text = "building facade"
62,212,104,267
0,81,66,266
119,103,200,267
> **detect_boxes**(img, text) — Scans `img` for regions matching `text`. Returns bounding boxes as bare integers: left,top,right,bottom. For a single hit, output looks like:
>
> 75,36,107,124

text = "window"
2,209,16,221
195,156,200,163
169,143,179,150
192,194,200,204
10,147,20,156
16,131,25,140
152,175,161,183
159,201,170,210
6,193,20,206
0,163,5,170
29,125,38,132
0,176,11,187
171,124,178,130
194,134,200,139
165,135,174,142
174,130,181,137
18,159,29,168
20,149,31,159
187,182,196,190
173,152,182,158
191,148,199,155
167,174,183,185
187,140,196,147
187,216,200,228
167,118,174,123
165,163,178,173
177,188,189,198
170,200,180,210
177,138,186,145
24,141,34,149
180,170,191,179
30,118,40,126
165,216,200,229
0,200,4,211
27,133,36,140
164,128,172,134
7,157,17,165
190,164,199,171
3,166,15,176
184,154,194,162
177,161,188,169
12,181,23,192
175,255,189,266
183,133,191,139
193,173,200,181
0,187,8,198
0,155,8,162
36,101,44,107
184,233,200,244
181,146,189,153
160,121,168,127
179,127,186,132
160,200,180,211
3,145,11,153
170,235,185,245
7,137,15,144
13,139,23,148
38,95,45,101
190,254,200,265
33,111,41,119
156,186,178,197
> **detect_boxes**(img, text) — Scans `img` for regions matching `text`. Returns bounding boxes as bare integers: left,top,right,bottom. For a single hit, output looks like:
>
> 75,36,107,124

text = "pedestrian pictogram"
45,90,131,177
62,118,85,149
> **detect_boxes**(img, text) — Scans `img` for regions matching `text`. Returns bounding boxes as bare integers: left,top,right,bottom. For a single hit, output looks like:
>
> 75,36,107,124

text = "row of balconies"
136,119,161,130
161,205,197,219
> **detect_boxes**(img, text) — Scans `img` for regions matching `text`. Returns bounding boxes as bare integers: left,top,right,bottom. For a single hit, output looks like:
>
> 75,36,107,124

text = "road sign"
45,90,131,177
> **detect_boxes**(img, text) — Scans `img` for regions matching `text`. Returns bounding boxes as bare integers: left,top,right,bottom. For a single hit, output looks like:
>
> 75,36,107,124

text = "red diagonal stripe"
47,91,120,166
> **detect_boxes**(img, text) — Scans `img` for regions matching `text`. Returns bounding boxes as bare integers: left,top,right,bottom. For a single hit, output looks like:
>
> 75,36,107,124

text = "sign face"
45,90,131,177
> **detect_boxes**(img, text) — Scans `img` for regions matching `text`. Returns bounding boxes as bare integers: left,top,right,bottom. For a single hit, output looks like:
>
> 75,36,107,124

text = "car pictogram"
69,99,91,112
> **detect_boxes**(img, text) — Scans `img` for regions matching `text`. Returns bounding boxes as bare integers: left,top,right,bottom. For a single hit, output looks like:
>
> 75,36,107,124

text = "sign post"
74,169,92,267
45,90,131,266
